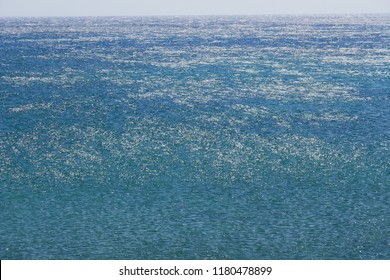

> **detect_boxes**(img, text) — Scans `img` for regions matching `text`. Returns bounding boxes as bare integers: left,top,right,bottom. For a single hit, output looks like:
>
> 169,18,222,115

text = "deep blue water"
0,15,389,259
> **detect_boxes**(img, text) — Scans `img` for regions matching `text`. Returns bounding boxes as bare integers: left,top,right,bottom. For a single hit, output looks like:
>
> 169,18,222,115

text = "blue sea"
0,15,389,259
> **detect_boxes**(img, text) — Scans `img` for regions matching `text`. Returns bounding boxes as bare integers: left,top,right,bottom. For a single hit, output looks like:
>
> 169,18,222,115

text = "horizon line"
1,12,389,18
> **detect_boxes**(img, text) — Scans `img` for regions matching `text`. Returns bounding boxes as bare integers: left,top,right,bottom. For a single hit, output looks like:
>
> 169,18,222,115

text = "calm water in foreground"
0,15,389,259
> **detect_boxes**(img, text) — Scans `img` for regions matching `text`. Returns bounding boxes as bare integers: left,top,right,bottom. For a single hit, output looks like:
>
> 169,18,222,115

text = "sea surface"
0,15,389,259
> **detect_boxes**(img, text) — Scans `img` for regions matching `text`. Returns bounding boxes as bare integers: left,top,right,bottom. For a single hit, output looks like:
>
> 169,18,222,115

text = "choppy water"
0,15,389,259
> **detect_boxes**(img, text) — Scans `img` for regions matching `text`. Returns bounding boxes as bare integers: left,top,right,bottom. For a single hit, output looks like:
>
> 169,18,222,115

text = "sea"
0,15,389,259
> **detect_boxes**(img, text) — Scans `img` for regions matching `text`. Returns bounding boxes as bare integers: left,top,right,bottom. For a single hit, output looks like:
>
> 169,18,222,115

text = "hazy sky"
0,0,389,17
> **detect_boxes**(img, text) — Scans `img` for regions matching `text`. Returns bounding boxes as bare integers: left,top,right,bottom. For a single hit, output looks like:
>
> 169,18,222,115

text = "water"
0,15,389,259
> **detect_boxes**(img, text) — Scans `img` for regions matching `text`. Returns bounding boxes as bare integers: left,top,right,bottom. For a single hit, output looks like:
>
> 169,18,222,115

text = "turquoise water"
0,15,389,259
